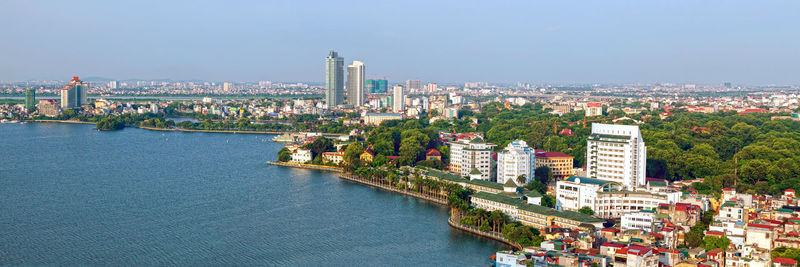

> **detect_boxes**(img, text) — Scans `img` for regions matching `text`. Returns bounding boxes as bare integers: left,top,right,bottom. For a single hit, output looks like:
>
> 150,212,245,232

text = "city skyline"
1,1,799,84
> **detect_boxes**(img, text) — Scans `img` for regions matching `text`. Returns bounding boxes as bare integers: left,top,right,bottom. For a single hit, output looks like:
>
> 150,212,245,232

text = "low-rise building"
621,210,660,232
534,150,574,180
290,149,312,163
555,176,617,212
595,191,669,219
363,113,402,126
321,151,343,165
471,191,605,230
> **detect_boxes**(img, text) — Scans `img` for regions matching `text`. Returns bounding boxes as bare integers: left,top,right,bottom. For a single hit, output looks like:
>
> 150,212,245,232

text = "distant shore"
137,126,286,135
28,119,96,125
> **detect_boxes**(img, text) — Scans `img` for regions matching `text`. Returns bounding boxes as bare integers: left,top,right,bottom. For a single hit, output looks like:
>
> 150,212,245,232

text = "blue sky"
1,0,798,84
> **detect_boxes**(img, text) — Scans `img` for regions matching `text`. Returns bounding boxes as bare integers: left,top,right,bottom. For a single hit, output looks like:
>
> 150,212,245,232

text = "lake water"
0,123,502,265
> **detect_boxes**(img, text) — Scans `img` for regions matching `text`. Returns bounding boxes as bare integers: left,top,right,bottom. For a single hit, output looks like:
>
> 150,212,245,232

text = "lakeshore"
268,161,519,249
0,122,502,265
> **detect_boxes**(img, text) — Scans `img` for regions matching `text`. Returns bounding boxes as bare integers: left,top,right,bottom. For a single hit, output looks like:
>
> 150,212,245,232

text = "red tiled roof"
601,228,621,233
706,248,723,255
762,219,783,225
704,231,725,236
650,232,664,238
748,223,776,230
587,103,602,107
773,257,798,264
425,148,441,156
534,150,573,158
601,242,626,248
626,245,652,256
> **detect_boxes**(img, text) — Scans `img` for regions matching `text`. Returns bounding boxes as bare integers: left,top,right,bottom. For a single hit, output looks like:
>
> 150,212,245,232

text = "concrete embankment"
269,161,517,248
265,161,344,172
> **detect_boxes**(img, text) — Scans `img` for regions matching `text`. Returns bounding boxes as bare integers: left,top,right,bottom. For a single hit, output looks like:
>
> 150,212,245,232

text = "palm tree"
516,175,527,186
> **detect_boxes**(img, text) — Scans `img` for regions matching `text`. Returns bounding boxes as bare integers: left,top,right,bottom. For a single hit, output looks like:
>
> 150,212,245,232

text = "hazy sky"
1,1,798,84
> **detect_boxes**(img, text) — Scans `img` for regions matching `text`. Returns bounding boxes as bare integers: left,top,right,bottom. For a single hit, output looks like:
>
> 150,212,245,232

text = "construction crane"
582,116,617,128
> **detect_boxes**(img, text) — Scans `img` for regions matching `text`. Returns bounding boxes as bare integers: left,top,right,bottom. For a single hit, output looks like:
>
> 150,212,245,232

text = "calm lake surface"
0,123,502,265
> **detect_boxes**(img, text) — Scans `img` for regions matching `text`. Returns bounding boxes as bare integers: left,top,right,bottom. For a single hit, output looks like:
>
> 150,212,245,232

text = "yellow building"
535,150,574,180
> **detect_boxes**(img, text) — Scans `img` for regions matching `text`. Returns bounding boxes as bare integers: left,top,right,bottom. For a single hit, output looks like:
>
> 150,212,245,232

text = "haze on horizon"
1,0,798,85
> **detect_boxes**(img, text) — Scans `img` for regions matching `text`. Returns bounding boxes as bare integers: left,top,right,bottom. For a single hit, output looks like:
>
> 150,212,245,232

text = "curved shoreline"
136,126,287,134
448,217,522,250
28,119,96,125
269,162,516,249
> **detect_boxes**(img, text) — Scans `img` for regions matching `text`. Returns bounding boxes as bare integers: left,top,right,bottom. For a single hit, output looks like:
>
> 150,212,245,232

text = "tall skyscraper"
223,82,231,91
346,61,365,106
392,85,404,112
24,88,35,112
325,50,344,107
586,123,647,189
60,76,88,109
406,80,422,91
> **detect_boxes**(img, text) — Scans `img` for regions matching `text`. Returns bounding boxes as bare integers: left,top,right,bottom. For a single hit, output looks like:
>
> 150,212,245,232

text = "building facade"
621,210,659,232
346,61,365,106
534,150,575,180
363,113,402,126
496,140,535,186
405,80,422,91
594,191,668,219
392,85,404,112
366,79,388,93
586,123,647,189
556,176,617,212
325,50,344,107
290,149,313,163
60,76,88,109
449,137,496,181
25,88,35,112
37,99,60,117
586,103,603,116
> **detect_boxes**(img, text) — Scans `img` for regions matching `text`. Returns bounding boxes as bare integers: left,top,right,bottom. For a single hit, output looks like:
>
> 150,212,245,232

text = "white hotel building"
586,123,647,190
556,176,618,211
496,140,535,186
449,137,496,181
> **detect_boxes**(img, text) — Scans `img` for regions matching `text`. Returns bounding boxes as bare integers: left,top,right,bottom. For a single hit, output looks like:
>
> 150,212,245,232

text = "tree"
516,175,528,186
534,166,553,185
305,137,334,159
343,142,364,167
416,159,445,170
277,147,291,162
541,195,556,208
578,206,594,216
702,236,731,251
524,180,547,195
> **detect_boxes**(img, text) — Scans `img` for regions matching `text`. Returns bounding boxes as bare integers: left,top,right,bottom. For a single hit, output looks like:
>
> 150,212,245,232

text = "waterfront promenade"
265,161,343,172
270,162,521,250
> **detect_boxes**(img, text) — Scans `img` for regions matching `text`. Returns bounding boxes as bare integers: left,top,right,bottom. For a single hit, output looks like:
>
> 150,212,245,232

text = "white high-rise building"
392,85,404,112
496,140,535,186
586,123,647,189
346,61,365,106
449,137,496,181
424,83,437,94
325,50,344,107
406,80,422,91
